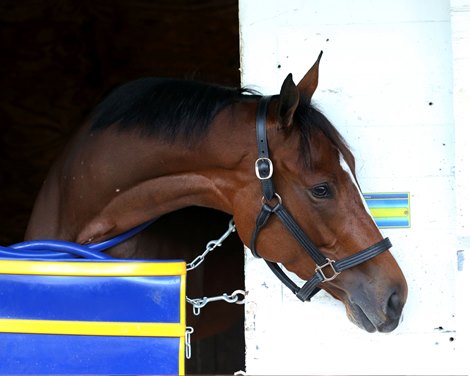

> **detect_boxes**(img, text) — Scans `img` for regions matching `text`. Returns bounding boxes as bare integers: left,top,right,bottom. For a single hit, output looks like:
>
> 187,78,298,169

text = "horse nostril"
386,291,403,319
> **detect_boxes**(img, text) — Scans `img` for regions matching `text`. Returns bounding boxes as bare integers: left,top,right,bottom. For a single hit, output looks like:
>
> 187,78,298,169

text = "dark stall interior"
0,1,244,373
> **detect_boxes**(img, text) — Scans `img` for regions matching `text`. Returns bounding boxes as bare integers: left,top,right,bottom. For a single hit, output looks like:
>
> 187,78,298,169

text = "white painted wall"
451,0,470,372
239,1,468,374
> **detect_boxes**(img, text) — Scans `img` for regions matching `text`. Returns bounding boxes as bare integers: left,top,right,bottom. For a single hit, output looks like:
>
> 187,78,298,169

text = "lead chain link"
186,218,236,271
186,289,246,316
185,326,194,359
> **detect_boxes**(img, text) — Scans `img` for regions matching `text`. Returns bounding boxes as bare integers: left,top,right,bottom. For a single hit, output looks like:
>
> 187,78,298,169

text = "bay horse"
25,53,407,339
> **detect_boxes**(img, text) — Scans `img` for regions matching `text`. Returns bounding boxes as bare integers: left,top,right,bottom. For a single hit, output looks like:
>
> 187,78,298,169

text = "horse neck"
60,103,258,244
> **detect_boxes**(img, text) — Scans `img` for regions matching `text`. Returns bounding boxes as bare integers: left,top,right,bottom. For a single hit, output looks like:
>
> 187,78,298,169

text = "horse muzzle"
345,285,407,333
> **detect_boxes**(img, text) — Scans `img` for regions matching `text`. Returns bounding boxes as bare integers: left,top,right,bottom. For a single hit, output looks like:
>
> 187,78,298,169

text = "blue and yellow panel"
364,192,410,228
0,259,186,375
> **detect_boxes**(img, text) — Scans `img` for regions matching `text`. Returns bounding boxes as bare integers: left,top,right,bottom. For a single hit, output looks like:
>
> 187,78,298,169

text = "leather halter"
249,96,392,302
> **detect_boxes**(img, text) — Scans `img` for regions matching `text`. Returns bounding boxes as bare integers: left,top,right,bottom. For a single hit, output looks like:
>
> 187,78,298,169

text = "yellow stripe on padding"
370,207,409,218
0,260,186,277
0,319,185,338
179,330,185,375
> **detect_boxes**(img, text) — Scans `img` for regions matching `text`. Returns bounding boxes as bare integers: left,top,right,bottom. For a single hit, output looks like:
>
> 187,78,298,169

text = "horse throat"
26,103,255,245
75,171,231,244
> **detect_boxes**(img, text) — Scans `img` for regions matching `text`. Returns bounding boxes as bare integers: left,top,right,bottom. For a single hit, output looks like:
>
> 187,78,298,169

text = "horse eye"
310,183,332,199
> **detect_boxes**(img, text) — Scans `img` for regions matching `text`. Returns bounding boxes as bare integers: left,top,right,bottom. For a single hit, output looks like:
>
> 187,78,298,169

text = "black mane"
90,78,254,143
89,76,354,174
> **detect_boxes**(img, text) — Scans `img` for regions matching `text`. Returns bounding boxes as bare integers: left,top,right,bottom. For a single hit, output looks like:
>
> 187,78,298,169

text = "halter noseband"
249,96,392,302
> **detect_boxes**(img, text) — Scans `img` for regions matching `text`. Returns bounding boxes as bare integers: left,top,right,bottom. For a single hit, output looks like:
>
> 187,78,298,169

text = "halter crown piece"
249,96,392,301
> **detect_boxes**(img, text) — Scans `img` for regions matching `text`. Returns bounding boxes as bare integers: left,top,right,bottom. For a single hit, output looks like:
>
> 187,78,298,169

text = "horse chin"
346,303,377,333
345,302,401,334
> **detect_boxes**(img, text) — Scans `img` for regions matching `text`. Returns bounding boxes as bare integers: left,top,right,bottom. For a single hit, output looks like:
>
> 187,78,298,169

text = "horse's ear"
298,50,323,100
278,73,300,129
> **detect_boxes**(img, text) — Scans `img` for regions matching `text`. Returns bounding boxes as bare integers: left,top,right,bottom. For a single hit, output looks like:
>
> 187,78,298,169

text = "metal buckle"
315,258,340,282
255,158,273,180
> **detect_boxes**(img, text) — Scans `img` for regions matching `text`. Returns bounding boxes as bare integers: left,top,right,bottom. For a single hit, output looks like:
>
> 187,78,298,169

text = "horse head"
232,53,407,333
23,50,407,333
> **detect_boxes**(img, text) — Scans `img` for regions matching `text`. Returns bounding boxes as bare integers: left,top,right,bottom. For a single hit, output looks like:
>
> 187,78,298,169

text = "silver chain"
186,218,236,271
185,218,245,316
185,326,194,359
186,289,246,316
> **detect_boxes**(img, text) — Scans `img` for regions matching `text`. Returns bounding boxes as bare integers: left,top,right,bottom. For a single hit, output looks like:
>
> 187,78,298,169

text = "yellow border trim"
0,260,186,276
179,328,185,375
0,319,185,337
179,274,186,374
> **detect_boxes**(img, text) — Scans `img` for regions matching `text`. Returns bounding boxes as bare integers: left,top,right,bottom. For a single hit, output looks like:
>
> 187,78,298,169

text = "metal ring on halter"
261,193,282,206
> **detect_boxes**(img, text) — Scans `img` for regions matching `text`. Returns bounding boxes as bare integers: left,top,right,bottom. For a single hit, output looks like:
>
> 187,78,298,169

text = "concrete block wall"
240,1,467,374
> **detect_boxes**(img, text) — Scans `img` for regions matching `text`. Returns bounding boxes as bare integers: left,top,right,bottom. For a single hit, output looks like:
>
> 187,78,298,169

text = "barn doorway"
0,1,244,373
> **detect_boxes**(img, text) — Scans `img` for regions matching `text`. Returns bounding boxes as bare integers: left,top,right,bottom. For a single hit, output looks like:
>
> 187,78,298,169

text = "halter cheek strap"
254,95,275,201
249,96,392,302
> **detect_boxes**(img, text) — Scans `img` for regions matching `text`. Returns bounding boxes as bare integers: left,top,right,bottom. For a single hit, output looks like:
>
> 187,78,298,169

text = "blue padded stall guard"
0,259,186,375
